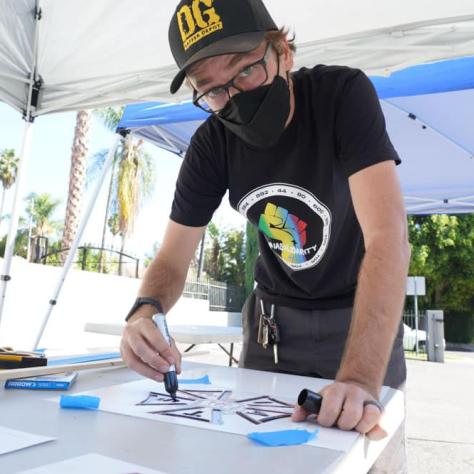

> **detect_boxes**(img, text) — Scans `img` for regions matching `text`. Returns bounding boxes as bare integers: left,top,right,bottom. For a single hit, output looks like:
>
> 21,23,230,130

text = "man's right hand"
120,314,182,381
119,221,205,380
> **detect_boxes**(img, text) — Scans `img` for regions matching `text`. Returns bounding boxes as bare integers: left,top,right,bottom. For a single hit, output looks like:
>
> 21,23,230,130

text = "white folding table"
84,322,243,366
0,361,404,473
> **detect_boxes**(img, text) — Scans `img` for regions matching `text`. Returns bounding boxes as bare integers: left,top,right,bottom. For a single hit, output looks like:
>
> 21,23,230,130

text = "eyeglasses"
192,42,274,114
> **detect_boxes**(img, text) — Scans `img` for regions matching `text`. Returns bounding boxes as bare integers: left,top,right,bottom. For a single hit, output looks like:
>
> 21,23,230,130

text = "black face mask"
216,74,290,149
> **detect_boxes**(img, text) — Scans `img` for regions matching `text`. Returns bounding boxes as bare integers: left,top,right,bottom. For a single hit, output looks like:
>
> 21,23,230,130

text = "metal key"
268,319,280,343
267,305,279,364
257,312,264,344
262,322,269,349
257,300,266,344
273,342,279,364
267,320,279,363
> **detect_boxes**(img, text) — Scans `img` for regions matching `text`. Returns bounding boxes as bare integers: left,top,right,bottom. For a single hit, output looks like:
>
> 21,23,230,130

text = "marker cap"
297,389,323,415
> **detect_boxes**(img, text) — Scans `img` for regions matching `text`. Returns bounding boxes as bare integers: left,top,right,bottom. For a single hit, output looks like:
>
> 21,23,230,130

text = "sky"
0,102,244,259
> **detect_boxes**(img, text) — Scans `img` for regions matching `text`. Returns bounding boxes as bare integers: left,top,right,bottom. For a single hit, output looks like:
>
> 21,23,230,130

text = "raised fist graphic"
258,202,307,264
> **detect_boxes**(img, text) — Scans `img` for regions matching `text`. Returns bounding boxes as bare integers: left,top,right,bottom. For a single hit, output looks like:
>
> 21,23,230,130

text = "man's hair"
265,27,296,54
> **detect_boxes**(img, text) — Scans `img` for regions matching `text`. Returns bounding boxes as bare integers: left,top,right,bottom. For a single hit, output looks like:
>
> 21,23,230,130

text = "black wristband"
125,297,164,322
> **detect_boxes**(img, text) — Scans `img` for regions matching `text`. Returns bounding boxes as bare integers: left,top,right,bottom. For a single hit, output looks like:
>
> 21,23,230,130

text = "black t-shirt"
170,65,400,309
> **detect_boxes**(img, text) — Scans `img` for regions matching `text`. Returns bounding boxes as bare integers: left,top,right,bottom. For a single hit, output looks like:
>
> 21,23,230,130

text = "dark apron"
239,291,407,389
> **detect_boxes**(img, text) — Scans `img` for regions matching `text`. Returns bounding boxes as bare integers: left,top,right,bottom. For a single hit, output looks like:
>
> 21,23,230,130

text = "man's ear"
279,39,294,72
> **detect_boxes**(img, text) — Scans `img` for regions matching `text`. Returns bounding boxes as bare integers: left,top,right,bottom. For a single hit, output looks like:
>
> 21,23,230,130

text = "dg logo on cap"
168,0,278,94
176,0,223,51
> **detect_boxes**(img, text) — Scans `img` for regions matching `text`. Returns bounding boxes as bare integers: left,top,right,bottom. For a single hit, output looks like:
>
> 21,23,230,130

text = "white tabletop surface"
0,362,403,474
84,322,243,344
170,325,243,344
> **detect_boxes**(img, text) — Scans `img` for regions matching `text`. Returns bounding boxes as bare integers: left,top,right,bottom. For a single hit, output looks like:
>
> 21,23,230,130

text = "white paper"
64,379,359,452
0,426,54,456
18,453,166,473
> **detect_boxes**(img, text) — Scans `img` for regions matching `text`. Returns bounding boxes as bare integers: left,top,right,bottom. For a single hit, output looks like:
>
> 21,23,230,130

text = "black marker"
297,388,323,414
152,313,178,401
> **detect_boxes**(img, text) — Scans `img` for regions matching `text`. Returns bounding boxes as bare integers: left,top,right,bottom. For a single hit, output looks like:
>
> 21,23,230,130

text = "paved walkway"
405,354,474,473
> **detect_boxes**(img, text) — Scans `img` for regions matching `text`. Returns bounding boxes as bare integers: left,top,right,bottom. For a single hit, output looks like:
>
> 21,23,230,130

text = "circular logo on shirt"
237,183,332,271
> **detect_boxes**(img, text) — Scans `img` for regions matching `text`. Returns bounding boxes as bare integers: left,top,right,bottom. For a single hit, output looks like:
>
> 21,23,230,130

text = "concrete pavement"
406,355,474,473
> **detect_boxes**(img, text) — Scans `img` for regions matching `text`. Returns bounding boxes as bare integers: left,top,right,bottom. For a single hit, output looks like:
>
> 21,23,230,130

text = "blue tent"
118,56,474,215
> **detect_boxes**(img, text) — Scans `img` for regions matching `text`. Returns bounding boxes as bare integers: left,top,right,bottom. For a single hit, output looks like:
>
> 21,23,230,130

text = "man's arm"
337,160,410,394
293,160,410,438
121,220,206,381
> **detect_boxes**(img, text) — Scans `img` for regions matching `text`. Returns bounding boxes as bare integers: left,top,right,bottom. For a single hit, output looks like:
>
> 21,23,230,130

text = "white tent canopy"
117,53,474,215
1,0,473,116
0,0,473,343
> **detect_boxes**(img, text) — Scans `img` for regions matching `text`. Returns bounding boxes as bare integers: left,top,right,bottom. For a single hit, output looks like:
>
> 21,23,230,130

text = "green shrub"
444,311,474,343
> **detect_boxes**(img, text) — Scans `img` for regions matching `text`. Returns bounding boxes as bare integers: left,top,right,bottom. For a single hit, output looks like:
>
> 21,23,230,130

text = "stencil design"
137,390,293,425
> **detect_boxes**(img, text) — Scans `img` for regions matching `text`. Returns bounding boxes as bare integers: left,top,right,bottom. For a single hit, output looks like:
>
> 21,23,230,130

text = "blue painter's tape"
178,375,211,384
247,429,318,447
60,394,100,410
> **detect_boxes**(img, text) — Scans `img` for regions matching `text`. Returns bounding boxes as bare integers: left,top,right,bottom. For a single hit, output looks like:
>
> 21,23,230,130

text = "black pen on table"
152,313,178,401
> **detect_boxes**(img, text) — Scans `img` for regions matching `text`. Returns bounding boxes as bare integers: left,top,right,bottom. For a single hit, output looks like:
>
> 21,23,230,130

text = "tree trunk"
0,186,6,224
61,110,91,264
118,235,126,276
98,158,116,273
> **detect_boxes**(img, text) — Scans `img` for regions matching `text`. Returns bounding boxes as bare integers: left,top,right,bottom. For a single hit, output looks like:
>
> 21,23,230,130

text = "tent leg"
32,134,121,350
0,120,34,333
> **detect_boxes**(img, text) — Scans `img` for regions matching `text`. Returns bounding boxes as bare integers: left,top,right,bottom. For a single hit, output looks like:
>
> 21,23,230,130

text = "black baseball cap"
168,0,278,94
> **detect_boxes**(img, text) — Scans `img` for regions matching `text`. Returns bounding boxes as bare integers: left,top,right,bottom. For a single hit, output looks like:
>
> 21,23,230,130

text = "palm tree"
91,107,155,275
116,135,155,274
26,193,62,237
61,110,91,263
25,193,62,261
0,148,19,223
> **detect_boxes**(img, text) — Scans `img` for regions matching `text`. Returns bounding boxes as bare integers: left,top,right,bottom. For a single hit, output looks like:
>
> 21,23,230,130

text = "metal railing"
403,309,427,354
183,277,246,312
34,241,141,278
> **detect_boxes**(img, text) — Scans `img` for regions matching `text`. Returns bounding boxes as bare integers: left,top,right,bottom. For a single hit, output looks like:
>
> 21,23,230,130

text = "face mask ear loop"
275,43,290,87
276,44,281,77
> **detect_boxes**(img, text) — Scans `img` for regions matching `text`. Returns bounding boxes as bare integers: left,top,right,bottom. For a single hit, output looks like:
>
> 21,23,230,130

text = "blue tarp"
118,57,474,214
372,55,474,98
118,56,474,128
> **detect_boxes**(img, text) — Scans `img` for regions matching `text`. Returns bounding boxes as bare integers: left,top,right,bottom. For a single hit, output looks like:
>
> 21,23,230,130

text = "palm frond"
0,148,19,189
93,107,124,132
24,193,62,238
86,149,108,186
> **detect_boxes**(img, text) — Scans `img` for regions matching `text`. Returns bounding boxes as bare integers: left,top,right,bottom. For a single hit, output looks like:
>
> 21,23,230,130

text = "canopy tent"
1,1,474,115
117,101,203,157
0,0,473,344
118,56,474,215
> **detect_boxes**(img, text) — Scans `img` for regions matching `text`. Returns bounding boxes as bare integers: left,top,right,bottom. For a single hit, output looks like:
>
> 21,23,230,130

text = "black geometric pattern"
137,390,293,425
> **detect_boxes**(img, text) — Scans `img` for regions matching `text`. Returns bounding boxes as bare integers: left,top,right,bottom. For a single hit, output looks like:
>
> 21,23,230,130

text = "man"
121,0,410,471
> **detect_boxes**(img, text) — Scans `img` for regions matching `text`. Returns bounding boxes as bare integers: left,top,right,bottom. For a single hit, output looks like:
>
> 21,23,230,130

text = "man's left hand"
291,381,387,440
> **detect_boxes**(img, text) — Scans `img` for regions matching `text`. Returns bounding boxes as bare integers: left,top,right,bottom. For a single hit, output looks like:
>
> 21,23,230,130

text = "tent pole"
0,121,34,331
0,0,42,335
32,134,121,350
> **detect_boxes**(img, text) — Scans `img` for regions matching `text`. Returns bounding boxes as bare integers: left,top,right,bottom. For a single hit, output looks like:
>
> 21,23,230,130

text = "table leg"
217,344,239,366
229,343,234,367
